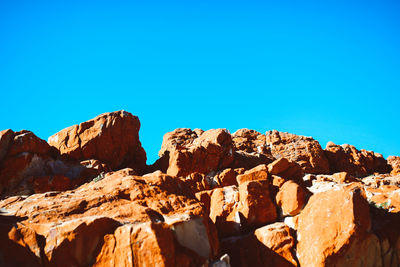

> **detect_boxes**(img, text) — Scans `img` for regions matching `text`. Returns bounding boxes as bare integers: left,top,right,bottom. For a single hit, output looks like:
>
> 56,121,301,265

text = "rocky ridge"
0,110,399,267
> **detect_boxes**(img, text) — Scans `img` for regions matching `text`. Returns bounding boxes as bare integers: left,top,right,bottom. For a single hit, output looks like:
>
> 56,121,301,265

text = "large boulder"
296,186,382,267
48,110,146,173
158,128,234,177
231,129,274,169
238,179,277,228
325,142,390,177
0,130,103,197
265,130,330,174
275,180,308,216
0,169,219,266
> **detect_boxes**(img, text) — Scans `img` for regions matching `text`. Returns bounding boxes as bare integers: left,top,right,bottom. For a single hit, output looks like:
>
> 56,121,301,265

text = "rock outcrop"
0,110,399,267
325,142,390,177
0,130,100,197
265,130,330,174
48,111,147,173
388,156,400,175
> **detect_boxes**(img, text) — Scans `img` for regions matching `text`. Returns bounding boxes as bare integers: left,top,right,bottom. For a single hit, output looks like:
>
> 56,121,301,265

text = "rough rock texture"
275,180,307,216
48,111,146,173
231,129,275,169
158,128,234,177
238,179,277,228
296,186,381,267
221,223,298,267
325,142,390,177
254,222,298,266
265,130,330,174
1,111,400,267
0,130,99,197
0,169,219,266
388,156,400,175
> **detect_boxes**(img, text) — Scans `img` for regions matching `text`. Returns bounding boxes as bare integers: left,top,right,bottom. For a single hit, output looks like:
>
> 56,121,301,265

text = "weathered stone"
48,110,146,172
388,156,400,176
159,128,234,177
0,169,217,266
275,181,307,216
267,157,304,182
236,164,269,185
296,186,382,267
325,142,390,177
208,186,241,236
265,130,329,174
238,179,277,227
254,222,298,266
94,222,175,267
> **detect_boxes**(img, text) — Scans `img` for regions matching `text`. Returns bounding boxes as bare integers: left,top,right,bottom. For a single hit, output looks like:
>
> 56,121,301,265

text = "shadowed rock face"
1,111,400,267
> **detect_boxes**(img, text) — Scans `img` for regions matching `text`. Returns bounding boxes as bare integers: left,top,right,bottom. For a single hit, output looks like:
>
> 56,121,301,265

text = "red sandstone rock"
0,129,14,163
296,186,383,267
0,221,43,267
231,129,275,169
159,128,234,177
208,186,241,236
48,110,146,172
388,156,400,175
236,164,269,184
0,129,106,196
0,169,218,266
325,142,390,177
254,222,298,266
94,222,175,267
238,179,277,227
267,157,304,182
275,180,307,216
265,130,330,174
220,223,297,267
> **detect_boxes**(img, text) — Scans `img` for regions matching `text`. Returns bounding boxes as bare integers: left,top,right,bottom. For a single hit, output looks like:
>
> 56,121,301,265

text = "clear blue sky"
1,0,399,164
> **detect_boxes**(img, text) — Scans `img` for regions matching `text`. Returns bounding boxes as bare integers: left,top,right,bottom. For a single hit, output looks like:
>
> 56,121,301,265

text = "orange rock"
94,222,175,267
254,222,298,266
159,128,234,177
48,110,147,172
325,142,390,177
238,179,277,227
275,181,307,216
265,130,329,174
296,187,382,267
267,157,304,182
236,164,269,184
0,221,43,267
44,217,120,266
0,169,217,266
388,156,400,175
208,186,241,236
216,168,238,187
228,129,275,170
7,130,51,157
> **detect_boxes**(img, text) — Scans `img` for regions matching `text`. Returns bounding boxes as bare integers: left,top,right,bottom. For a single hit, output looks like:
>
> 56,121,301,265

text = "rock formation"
0,110,399,267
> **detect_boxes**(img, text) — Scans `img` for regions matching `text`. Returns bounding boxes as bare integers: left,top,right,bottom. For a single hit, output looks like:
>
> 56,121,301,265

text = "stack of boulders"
0,110,399,267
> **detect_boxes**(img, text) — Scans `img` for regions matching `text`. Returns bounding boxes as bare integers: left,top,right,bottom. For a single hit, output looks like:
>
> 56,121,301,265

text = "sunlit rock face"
0,110,399,266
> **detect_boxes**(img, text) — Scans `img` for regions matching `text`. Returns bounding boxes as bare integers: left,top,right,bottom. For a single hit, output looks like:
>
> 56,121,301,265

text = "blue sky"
1,0,399,164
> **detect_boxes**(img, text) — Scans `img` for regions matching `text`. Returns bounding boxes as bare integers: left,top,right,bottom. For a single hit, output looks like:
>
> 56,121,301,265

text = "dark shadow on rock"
220,232,297,267
0,213,44,267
